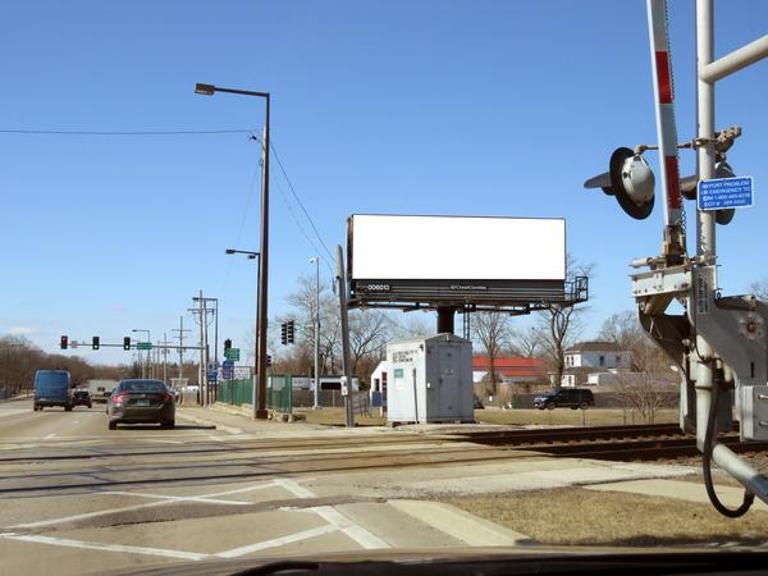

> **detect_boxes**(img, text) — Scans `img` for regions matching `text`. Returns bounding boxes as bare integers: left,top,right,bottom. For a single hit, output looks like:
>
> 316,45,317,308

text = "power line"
0,128,255,136
270,142,336,265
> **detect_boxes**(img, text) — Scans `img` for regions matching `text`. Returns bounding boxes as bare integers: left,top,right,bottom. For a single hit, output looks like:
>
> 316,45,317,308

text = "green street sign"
225,348,240,361
136,342,152,351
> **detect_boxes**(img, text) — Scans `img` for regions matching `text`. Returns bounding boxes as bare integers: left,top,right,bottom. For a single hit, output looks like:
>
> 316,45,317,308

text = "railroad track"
457,423,768,461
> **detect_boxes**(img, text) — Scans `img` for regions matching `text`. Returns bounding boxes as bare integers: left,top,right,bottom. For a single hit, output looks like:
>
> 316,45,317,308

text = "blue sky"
1,0,766,364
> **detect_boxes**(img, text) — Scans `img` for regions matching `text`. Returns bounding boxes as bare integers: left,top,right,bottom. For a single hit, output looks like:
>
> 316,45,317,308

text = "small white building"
561,341,635,387
564,341,631,370
386,334,474,424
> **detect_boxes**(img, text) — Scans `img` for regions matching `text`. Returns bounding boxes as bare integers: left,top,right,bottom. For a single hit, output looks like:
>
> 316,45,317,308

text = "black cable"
702,368,754,517
0,128,254,136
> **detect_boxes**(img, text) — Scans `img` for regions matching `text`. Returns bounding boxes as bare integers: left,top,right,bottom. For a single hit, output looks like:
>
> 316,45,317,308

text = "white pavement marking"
309,506,390,550
73,420,80,425
273,478,315,499
0,532,207,561
101,491,251,506
141,438,184,445
9,481,280,529
215,525,339,558
272,478,389,548
0,408,29,418
43,433,56,440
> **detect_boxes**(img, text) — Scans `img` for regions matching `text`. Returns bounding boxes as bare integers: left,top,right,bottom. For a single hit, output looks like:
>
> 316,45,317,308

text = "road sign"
224,348,240,361
698,176,754,211
136,342,152,351
222,367,234,380
207,370,218,383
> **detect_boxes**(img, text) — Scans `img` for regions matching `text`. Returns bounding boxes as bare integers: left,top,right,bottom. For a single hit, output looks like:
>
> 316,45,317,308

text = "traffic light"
60,335,68,350
280,322,287,345
123,336,131,351
92,336,100,350
224,338,232,351
266,353,272,367
286,320,295,345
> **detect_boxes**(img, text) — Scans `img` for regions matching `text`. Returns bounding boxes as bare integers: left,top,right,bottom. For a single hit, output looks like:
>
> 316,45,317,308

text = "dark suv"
72,389,92,409
534,388,595,410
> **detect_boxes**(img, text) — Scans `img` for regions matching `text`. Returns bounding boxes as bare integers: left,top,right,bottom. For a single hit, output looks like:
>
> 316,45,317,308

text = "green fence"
216,378,253,406
216,375,292,414
267,375,292,414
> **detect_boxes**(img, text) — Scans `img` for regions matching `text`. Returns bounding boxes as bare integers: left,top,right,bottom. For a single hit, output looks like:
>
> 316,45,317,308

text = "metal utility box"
386,334,474,424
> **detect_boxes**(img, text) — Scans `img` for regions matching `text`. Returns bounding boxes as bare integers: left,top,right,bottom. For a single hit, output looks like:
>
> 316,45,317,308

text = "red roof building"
472,356,546,383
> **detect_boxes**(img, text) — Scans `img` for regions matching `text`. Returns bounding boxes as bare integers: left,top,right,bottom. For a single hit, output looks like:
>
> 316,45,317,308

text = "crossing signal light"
280,322,288,346
60,335,68,350
286,320,295,345
224,338,232,351
123,336,131,351
92,336,100,350
584,147,655,220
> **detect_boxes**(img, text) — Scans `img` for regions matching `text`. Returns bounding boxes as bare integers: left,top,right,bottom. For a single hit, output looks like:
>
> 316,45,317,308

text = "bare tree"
598,310,646,369
598,309,677,423
349,310,391,382
534,256,593,387
750,277,768,301
471,311,511,395
509,325,541,357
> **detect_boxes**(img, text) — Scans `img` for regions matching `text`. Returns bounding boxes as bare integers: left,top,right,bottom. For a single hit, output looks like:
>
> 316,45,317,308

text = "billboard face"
348,215,567,307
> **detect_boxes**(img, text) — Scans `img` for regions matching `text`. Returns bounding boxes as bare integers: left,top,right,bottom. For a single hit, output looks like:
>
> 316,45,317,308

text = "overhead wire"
270,142,337,265
0,128,255,136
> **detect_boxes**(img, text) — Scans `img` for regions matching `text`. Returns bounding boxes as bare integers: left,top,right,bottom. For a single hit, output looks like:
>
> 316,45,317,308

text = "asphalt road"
0,399,520,576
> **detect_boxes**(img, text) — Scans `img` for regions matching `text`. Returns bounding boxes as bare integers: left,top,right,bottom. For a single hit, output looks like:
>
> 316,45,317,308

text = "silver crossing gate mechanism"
585,0,768,516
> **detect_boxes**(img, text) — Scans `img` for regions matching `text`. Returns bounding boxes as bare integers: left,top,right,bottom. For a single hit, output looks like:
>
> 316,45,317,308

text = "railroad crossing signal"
60,335,68,350
92,336,100,350
123,336,131,351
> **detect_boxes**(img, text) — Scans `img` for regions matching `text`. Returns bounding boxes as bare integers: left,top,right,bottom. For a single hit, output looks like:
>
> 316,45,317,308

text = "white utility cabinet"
386,333,474,424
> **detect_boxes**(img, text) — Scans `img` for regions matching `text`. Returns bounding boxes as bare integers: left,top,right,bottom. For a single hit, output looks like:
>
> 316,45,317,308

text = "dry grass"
295,407,387,427
474,408,678,427
446,488,768,547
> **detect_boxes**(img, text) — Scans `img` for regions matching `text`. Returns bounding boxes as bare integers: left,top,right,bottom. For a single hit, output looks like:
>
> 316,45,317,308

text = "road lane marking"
101,491,250,505
271,478,390,549
273,478,315,499
215,525,338,558
309,506,390,550
43,433,56,440
0,532,207,561
9,480,280,529
141,438,184,445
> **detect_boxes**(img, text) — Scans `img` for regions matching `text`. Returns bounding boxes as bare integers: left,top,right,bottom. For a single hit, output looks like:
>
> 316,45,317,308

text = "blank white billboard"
349,215,565,281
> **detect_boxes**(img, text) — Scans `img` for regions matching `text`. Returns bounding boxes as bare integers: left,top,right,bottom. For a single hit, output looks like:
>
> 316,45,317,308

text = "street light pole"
310,256,321,409
225,248,261,418
197,83,270,420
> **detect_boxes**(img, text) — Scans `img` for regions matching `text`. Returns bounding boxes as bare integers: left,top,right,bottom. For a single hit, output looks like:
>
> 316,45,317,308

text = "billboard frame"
346,214,588,314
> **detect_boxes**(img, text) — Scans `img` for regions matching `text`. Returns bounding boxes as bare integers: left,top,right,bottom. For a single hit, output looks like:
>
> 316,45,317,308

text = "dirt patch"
445,488,768,547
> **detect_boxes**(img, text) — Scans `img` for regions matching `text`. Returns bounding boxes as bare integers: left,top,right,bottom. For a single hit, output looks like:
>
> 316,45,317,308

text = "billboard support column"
437,306,457,335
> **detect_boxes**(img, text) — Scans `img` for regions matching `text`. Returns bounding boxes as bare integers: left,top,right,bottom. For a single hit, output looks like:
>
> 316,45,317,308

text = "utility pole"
172,315,190,394
310,256,321,409
160,332,171,384
336,245,354,428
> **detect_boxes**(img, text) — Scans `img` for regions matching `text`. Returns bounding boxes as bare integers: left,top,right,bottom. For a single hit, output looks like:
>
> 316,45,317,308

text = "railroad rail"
457,422,768,461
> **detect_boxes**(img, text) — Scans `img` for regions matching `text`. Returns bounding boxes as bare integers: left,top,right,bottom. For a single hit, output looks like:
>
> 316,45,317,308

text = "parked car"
72,389,92,409
534,388,595,410
107,379,175,430
33,370,73,411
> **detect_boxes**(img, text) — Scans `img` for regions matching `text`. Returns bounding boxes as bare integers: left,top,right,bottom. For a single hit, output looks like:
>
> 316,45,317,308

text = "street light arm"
195,83,269,99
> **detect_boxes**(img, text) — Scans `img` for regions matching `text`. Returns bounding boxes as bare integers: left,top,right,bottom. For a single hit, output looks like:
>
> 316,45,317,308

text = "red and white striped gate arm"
647,0,683,228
